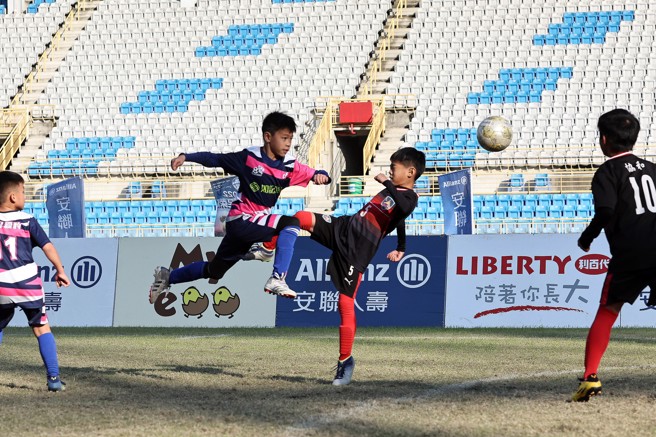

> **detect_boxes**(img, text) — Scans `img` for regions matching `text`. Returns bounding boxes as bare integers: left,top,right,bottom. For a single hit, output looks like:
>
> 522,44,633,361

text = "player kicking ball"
148,112,330,303
572,109,656,402
247,147,425,385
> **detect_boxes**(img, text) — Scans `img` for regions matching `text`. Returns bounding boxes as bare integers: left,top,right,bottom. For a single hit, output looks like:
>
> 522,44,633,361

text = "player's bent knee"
277,215,300,230
205,263,226,281
293,211,315,231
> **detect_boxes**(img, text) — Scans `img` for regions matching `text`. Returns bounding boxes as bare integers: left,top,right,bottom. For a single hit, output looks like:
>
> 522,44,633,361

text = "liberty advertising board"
445,234,656,327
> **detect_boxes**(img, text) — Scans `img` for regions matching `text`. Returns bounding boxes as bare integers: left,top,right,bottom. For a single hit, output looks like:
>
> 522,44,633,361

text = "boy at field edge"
148,111,330,303
248,147,425,385
0,171,70,391
572,109,656,402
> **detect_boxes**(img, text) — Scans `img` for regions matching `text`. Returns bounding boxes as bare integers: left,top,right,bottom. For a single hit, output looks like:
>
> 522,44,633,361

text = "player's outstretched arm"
41,243,70,288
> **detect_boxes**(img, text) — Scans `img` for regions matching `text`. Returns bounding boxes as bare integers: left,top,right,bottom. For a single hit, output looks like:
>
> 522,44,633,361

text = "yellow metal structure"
0,108,31,171
359,0,407,96
308,96,387,174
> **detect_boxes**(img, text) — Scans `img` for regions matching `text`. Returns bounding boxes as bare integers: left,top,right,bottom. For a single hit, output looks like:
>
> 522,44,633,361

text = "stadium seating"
0,0,74,108
394,2,656,170
23,196,305,237
32,0,389,177
6,0,655,237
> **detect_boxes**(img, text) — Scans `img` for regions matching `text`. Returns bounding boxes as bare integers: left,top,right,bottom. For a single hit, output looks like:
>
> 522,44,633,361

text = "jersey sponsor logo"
251,165,265,177
381,196,395,211
575,254,610,275
248,182,282,194
260,185,283,194
397,254,431,288
322,214,332,223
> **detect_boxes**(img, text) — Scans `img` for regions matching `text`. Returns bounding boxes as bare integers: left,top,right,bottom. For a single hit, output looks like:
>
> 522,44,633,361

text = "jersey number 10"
629,175,656,215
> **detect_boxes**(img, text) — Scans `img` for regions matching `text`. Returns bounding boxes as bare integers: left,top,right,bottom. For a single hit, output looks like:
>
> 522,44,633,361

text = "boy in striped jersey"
248,147,425,385
0,171,70,391
149,112,330,302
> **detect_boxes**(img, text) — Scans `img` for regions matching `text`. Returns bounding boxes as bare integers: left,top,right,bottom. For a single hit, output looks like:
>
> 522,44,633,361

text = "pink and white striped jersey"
0,211,50,306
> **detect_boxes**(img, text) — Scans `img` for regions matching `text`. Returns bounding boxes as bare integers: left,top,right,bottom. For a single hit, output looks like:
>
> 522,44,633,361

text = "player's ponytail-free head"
390,147,426,180
598,109,640,154
262,111,297,136
0,171,24,204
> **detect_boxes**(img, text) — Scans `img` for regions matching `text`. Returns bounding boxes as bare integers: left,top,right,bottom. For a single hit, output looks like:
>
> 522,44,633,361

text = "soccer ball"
476,116,513,152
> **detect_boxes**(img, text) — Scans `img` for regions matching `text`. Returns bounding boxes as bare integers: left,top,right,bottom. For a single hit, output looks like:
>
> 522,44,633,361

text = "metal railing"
307,96,388,175
307,100,335,169
338,169,597,197
362,98,386,174
0,108,31,171
359,0,408,96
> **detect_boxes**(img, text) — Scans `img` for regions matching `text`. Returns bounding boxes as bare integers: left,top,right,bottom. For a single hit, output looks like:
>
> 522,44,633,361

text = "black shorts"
310,213,362,297
0,300,47,329
600,267,656,306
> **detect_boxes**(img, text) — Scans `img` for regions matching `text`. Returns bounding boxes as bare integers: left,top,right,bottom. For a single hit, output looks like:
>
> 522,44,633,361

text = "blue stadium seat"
97,212,110,224
520,205,535,218
473,196,483,212
578,193,594,207
576,205,592,218
496,194,510,209
190,199,204,212
537,194,552,208
551,194,566,208
564,193,579,207
479,206,493,220
493,205,508,219
483,194,497,208
86,211,98,224
549,205,564,218
563,205,576,218
134,211,147,224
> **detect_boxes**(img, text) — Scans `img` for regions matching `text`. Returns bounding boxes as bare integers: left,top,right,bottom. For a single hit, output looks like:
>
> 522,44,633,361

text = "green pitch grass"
2,327,656,436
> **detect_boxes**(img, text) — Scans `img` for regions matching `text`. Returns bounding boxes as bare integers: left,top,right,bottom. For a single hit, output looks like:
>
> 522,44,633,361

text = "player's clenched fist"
171,154,186,171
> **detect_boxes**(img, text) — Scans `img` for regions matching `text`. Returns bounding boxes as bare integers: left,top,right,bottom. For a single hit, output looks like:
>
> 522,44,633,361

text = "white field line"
284,364,656,435
177,334,232,340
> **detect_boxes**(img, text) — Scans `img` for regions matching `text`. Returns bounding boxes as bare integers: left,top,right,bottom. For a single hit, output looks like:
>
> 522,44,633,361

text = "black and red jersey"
333,180,418,272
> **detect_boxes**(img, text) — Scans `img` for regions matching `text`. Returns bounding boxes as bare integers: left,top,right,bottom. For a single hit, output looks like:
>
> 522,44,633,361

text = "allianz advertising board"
276,236,447,327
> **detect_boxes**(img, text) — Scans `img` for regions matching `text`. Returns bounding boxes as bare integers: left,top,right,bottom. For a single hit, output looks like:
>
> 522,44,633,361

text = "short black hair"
261,111,297,136
390,147,426,180
0,171,24,203
598,109,640,153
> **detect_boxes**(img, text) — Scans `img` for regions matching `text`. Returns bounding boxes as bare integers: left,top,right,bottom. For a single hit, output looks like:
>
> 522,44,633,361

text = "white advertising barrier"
114,238,276,327
13,238,118,327
446,234,616,327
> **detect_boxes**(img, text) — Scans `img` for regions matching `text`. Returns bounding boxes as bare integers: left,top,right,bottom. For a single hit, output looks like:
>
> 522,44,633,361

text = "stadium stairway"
10,0,101,175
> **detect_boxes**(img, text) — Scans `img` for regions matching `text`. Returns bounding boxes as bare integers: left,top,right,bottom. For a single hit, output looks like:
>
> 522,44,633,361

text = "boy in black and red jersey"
248,147,425,385
572,109,656,402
